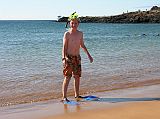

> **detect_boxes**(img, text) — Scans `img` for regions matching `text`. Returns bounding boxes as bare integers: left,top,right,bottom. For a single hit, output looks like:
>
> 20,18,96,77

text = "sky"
0,0,160,20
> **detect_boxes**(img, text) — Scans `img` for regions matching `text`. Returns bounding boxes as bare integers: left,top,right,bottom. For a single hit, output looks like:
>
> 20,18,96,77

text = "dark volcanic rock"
58,6,160,23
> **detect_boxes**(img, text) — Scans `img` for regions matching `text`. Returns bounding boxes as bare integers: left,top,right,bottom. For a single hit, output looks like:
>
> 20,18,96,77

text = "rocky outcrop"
58,6,160,23
151,6,160,11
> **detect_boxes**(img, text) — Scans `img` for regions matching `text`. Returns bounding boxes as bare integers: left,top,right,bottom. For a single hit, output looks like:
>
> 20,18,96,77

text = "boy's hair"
65,12,80,28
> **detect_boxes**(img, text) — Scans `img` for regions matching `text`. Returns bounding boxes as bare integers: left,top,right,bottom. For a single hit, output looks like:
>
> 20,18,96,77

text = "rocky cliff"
58,6,160,23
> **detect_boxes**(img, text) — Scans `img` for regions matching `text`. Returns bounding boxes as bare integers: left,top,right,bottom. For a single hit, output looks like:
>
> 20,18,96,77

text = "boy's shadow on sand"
95,97,160,103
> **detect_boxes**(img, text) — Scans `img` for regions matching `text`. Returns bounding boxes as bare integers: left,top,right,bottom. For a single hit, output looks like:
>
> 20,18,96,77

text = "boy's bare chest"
68,35,81,44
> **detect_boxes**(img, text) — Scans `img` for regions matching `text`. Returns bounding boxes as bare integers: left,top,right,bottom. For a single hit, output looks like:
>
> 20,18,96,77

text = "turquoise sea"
0,20,160,106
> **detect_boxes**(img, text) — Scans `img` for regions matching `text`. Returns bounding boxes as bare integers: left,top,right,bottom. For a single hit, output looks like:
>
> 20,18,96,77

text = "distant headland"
57,6,160,23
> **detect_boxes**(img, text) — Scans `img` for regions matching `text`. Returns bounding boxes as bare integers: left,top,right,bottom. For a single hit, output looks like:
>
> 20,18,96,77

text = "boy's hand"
62,59,66,66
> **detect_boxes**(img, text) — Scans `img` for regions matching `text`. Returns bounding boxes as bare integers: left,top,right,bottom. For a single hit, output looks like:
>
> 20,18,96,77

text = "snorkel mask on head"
68,12,80,21
65,12,80,28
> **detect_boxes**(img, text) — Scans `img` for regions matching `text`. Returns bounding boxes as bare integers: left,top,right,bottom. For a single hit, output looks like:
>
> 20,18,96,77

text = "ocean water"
0,20,160,106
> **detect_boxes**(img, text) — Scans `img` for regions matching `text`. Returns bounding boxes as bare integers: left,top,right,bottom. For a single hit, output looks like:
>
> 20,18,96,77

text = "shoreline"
0,84,160,119
0,77,160,107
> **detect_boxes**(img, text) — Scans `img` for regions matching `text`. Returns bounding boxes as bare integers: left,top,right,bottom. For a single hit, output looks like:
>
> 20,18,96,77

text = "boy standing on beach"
62,12,93,102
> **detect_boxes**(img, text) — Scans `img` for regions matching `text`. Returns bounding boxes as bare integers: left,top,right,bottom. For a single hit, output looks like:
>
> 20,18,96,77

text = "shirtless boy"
62,12,93,102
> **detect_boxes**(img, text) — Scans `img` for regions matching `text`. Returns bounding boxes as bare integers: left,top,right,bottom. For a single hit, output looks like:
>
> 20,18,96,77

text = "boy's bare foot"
75,96,84,101
61,98,70,102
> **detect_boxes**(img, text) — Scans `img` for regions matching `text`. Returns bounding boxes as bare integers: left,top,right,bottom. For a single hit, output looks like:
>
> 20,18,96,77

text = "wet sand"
46,101,160,119
0,84,160,119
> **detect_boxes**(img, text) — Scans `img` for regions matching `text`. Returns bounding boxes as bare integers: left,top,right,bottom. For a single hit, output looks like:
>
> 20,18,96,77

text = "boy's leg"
62,76,71,99
74,75,80,98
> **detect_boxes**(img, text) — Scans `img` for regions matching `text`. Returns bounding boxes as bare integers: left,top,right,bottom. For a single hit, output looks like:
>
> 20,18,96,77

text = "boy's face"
69,19,79,29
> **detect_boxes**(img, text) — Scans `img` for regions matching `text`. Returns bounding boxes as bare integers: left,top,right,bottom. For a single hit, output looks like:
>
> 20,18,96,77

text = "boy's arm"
80,33,93,63
62,32,68,61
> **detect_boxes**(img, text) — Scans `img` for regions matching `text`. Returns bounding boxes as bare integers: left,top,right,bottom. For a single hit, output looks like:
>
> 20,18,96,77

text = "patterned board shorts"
63,54,81,78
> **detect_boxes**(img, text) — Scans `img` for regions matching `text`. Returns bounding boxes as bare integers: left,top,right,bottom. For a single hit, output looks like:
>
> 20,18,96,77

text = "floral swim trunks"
63,54,81,77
